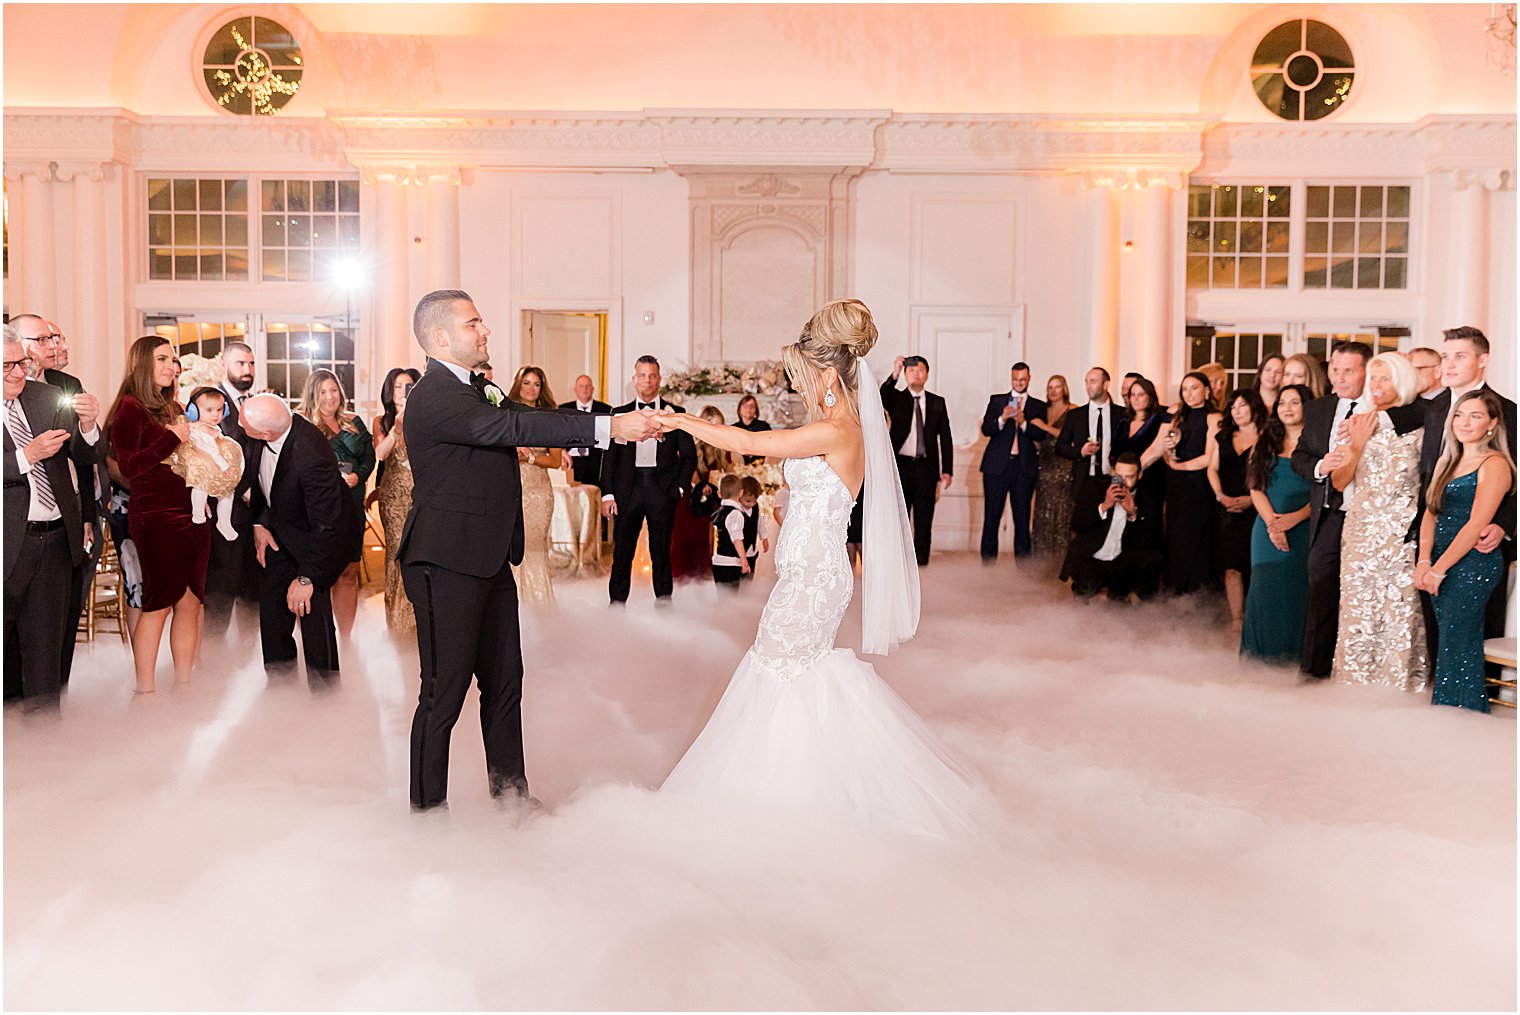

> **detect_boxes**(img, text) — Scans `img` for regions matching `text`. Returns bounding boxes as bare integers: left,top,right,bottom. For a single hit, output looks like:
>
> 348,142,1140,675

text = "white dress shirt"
258,428,290,505
631,396,663,468
1093,503,1129,562
1087,399,1113,476
569,400,594,456
896,390,927,458
6,396,94,521
1313,392,1369,509
712,499,750,566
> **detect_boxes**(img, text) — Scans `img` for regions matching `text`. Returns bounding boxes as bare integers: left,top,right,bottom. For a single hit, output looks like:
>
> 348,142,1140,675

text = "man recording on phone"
1059,452,1163,602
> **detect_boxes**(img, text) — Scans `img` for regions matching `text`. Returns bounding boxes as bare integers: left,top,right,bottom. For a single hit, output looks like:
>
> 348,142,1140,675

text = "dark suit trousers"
60,535,102,687
609,474,676,601
258,546,339,683
569,453,599,487
403,560,525,809
1071,548,1163,601
896,454,938,565
4,526,72,710
204,522,256,640
982,464,1036,558
1301,511,1345,677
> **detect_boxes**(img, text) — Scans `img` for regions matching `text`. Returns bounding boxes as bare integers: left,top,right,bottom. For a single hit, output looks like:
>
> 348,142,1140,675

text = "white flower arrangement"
176,353,224,401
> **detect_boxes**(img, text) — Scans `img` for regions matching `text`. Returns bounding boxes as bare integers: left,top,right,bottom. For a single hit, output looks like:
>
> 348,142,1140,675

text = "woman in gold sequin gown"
373,368,420,634
509,367,561,606
1030,375,1074,558
1329,353,1429,692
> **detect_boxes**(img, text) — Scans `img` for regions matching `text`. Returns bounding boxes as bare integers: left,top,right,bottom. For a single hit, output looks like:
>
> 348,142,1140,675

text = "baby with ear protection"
171,386,244,542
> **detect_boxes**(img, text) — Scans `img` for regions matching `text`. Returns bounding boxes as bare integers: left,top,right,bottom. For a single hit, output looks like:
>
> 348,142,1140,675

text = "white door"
524,310,607,402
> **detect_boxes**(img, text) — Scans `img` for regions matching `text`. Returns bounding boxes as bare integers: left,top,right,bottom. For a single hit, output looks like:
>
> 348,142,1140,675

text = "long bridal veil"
855,356,920,656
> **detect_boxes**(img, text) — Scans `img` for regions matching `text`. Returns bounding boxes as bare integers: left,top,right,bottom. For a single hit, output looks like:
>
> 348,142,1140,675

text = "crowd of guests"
4,304,1511,720
978,328,1514,713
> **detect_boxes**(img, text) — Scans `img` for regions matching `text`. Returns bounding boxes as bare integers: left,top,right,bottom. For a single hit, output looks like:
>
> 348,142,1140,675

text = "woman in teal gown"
1240,385,1315,664
1417,390,1515,713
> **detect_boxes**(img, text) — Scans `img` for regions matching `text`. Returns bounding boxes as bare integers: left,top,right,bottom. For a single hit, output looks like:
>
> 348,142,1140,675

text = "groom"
399,290,662,811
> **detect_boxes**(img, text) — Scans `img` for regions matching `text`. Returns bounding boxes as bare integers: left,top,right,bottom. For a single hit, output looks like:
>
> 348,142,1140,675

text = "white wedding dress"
661,455,983,837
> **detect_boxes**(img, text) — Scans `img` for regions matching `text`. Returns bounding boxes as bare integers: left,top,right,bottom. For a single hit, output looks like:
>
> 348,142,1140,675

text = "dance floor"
5,554,1514,1010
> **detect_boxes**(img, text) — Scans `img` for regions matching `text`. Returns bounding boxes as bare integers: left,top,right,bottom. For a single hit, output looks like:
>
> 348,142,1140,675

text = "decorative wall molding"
1197,115,1516,180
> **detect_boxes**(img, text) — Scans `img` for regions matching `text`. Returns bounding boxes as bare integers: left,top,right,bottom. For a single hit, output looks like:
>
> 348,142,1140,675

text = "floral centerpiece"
176,353,224,404
663,360,789,402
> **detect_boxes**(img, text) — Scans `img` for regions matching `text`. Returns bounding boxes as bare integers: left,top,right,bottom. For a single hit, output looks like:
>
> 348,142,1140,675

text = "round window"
1250,19,1354,121
202,16,303,116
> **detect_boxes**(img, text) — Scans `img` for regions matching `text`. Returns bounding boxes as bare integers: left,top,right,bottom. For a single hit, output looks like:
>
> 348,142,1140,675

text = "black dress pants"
1301,512,1344,678
403,560,525,809
896,454,939,565
981,464,1036,558
608,477,676,601
258,546,339,684
204,522,256,640
4,525,73,710
1070,548,1163,600
59,536,101,687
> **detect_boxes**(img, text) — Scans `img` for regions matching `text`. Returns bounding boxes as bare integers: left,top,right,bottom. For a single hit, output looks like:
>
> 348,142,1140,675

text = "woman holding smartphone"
297,368,375,638
373,367,420,634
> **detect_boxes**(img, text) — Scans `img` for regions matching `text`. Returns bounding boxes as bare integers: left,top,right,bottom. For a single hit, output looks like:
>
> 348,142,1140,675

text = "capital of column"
53,161,116,184
1077,168,1185,191
3,161,55,183
359,164,464,187
1442,168,1512,192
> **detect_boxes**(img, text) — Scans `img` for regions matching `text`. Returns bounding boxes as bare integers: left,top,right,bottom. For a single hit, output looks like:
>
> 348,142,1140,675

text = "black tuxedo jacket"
1292,394,1427,542
978,392,1048,478
4,380,99,580
1059,475,1162,582
244,414,360,589
1055,402,1127,491
1420,385,1518,542
600,398,696,504
41,368,109,507
399,359,601,578
880,380,954,477
558,399,612,486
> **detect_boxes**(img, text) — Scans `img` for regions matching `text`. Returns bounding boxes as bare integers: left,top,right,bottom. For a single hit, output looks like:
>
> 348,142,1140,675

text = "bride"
653,299,982,837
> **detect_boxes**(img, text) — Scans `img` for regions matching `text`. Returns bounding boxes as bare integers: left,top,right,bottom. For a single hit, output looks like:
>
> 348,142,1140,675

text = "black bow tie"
637,400,656,411
469,372,488,390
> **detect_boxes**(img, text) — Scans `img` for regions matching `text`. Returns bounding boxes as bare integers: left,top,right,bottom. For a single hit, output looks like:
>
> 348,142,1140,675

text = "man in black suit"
399,290,659,810
3,329,99,711
204,340,260,640
1055,366,1124,493
240,394,361,688
600,355,697,602
559,374,611,487
1059,453,1163,601
1291,341,1374,678
12,315,107,689
978,361,1047,560
1417,326,1518,671
881,354,954,566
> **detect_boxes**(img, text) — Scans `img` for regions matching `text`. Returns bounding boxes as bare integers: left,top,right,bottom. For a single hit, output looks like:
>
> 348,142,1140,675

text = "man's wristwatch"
296,576,313,587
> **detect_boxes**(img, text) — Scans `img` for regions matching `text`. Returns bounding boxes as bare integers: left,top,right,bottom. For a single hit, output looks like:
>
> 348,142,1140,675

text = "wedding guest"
739,475,766,579
977,362,1047,560
508,366,562,607
1254,353,1285,412
1418,390,1516,712
1241,384,1315,664
1112,375,1170,506
1282,353,1328,400
1056,367,1123,492
1292,342,1373,678
559,374,610,486
1199,362,1229,411
1209,389,1265,634
1059,453,1163,601
298,368,375,637
1120,372,1143,406
3,329,99,711
372,367,420,634
203,339,258,641
181,387,243,544
1030,374,1074,557
710,474,749,587
106,336,210,694
1328,352,1429,691
602,355,696,603
1161,372,1221,593
1407,346,1444,400
1418,326,1517,674
671,405,725,582
240,395,361,688
881,354,954,566
732,394,772,465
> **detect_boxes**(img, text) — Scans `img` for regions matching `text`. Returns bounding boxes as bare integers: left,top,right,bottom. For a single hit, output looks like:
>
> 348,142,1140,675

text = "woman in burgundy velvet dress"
106,336,212,694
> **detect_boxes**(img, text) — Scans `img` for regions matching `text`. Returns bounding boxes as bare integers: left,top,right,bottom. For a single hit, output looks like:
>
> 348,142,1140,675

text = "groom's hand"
610,410,662,443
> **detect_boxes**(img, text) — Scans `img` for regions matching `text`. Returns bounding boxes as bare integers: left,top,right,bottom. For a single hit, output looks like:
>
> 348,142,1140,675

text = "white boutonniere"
483,384,506,407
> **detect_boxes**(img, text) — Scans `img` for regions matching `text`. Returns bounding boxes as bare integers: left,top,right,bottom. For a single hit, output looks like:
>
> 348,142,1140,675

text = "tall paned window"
1186,184,1291,290
1303,184,1410,290
147,178,251,281
260,179,361,282
266,322,355,403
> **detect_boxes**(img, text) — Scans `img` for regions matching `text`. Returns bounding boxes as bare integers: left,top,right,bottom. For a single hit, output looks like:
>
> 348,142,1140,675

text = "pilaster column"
1084,180,1120,374
3,162,56,318
363,169,416,375
423,167,462,293
1444,169,1504,331
58,162,112,397
1136,179,1175,386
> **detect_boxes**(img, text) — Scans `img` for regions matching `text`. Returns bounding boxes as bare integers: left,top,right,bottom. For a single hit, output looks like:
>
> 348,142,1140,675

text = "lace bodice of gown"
749,456,858,679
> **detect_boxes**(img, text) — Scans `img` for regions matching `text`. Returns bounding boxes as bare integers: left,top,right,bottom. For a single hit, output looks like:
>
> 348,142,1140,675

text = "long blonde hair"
297,368,360,436
696,405,729,476
1283,353,1328,399
782,299,879,423
1427,389,1516,513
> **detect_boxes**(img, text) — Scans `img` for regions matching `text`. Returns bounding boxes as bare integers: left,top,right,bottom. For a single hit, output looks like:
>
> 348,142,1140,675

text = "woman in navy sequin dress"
1417,390,1515,713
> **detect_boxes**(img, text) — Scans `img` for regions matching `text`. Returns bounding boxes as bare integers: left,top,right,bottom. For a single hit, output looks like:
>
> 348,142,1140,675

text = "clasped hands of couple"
607,405,685,443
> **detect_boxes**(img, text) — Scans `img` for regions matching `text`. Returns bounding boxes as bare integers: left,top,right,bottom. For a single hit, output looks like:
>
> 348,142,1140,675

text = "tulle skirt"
662,647,984,837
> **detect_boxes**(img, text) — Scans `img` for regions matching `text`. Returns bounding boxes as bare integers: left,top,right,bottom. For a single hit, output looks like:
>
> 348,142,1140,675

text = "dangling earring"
824,385,837,408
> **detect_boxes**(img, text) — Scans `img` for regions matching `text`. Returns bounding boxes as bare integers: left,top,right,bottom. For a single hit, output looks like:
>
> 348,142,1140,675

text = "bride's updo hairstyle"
783,298,878,423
